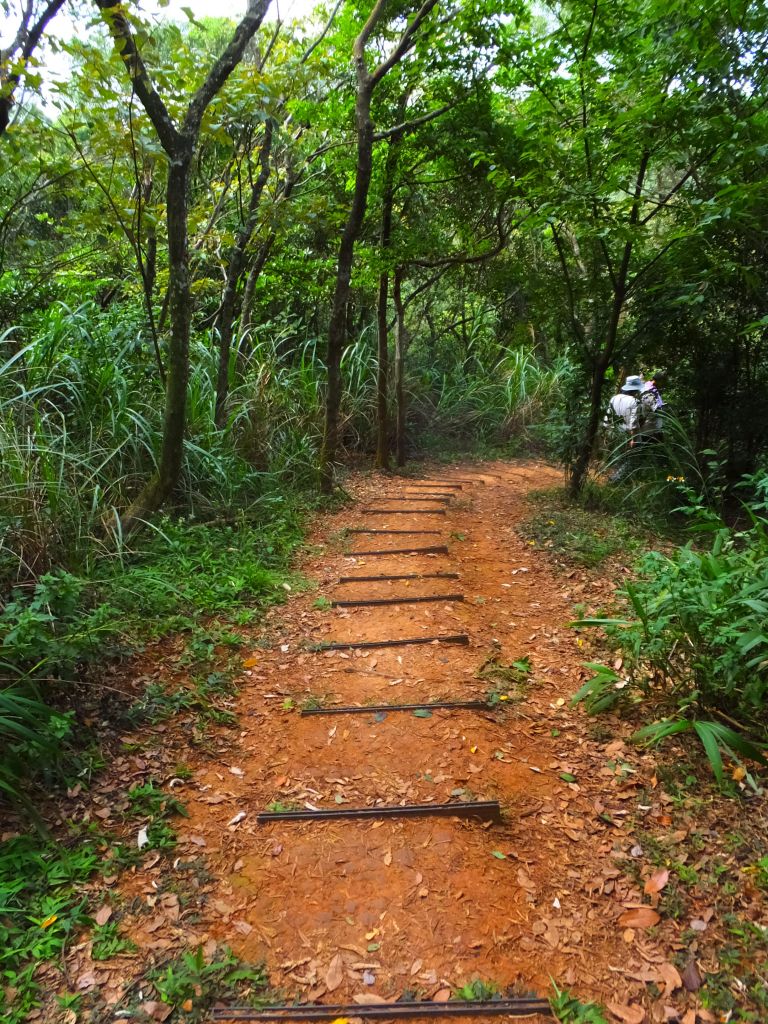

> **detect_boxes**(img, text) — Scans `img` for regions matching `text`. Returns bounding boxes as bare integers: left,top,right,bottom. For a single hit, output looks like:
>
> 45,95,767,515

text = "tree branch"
373,100,455,140
300,0,343,64
94,0,181,154
370,0,440,88
184,0,272,139
0,0,66,135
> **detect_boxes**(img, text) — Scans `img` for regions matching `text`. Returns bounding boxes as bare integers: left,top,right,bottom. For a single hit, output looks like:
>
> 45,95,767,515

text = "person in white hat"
605,375,644,438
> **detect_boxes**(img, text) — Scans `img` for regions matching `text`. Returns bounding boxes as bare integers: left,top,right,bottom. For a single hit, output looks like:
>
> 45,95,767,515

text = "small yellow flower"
40,914,58,929
499,695,509,702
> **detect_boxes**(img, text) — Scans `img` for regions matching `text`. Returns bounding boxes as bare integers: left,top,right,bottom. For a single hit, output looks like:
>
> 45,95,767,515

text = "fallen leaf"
94,905,112,927
680,960,702,992
644,868,669,894
353,994,390,1005
410,959,423,976
491,850,507,860
141,1001,173,1021
433,989,451,1002
618,907,660,929
227,811,246,826
607,1002,645,1023
325,953,344,992
658,962,682,994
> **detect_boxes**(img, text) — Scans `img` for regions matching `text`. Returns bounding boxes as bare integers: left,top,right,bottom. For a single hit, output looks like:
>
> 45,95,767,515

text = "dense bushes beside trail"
573,480,768,783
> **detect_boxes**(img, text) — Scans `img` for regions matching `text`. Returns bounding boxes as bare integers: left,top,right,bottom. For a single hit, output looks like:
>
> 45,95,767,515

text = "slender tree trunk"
394,266,408,467
126,156,192,522
319,86,375,493
239,235,274,336
374,126,402,471
318,0,439,492
569,287,624,496
375,270,390,468
214,120,273,428
239,170,296,344
96,0,272,528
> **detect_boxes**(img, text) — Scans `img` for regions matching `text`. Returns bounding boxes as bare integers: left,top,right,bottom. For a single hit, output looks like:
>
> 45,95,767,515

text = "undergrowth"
570,474,768,785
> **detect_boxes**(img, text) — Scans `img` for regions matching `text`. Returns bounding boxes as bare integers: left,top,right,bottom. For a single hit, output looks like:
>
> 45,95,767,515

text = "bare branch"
0,0,66,136
370,0,440,88
373,101,455,140
300,0,343,64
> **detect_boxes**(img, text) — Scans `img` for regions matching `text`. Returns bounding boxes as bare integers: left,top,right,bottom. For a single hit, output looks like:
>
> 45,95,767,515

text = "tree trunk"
318,0,439,492
394,267,408,467
375,270,390,469
374,127,401,471
124,155,192,524
96,0,272,529
239,169,296,342
214,120,273,428
319,86,375,493
569,288,624,496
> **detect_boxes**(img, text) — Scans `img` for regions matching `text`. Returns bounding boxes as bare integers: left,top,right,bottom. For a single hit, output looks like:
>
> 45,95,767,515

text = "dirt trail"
78,461,690,1022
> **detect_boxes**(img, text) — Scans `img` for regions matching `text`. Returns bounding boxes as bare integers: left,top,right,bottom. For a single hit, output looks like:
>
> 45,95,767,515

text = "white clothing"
606,392,640,432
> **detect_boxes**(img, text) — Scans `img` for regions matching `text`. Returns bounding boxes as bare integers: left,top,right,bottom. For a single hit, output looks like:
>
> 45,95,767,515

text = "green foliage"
413,347,574,455
91,920,137,960
479,654,531,705
146,946,268,1019
454,979,499,1001
127,780,188,822
0,834,102,1023
753,856,768,891
571,490,768,782
0,686,72,814
521,490,649,567
549,982,608,1024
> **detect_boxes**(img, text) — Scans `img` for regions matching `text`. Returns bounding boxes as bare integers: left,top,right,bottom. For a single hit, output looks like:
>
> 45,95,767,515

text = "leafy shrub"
572,499,768,781
0,834,101,1023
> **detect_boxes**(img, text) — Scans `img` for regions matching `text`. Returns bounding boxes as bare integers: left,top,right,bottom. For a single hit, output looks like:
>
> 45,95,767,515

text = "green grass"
0,833,104,1023
143,946,270,1020
519,488,650,568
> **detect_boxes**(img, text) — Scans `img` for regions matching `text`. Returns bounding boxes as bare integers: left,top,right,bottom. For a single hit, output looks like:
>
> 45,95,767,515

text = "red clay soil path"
72,461,699,1024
